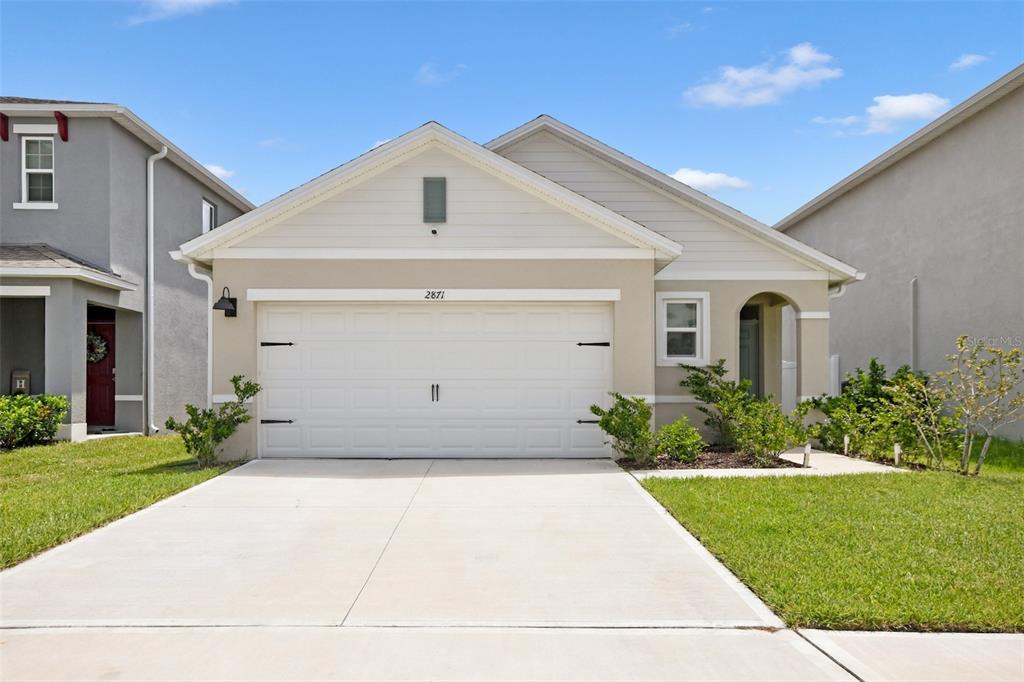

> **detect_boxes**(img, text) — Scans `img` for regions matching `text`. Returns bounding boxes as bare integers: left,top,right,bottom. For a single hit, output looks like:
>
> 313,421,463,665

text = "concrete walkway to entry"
1,459,848,681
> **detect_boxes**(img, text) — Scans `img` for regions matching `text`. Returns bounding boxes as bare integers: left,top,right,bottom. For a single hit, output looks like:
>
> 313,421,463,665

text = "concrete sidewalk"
801,630,1024,682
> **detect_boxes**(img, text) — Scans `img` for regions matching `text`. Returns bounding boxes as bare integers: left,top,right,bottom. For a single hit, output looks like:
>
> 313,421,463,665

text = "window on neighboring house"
656,291,710,366
22,137,54,203
201,199,217,233
423,177,446,223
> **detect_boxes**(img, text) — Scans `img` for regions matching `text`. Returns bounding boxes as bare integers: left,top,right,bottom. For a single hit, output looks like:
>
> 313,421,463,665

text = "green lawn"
643,439,1024,632
1,435,233,569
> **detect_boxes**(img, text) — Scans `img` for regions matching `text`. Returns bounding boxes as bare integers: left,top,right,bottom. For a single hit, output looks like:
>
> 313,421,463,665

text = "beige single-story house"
174,116,862,459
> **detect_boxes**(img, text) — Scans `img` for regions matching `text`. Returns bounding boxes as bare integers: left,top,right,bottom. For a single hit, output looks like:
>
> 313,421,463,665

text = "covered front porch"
1,245,142,441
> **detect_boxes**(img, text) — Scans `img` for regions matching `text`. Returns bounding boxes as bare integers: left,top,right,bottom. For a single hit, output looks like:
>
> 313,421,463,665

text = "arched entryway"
735,292,799,403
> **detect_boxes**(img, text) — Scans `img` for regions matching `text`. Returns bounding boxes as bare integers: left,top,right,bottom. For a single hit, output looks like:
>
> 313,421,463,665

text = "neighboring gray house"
0,97,253,440
777,65,1024,436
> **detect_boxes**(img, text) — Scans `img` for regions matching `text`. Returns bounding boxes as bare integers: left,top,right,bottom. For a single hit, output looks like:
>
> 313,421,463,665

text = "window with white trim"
656,291,710,366
22,136,55,203
201,199,217,233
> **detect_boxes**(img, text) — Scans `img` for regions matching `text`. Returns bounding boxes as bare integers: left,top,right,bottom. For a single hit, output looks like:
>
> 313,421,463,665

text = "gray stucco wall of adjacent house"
1,114,247,434
783,85,1024,437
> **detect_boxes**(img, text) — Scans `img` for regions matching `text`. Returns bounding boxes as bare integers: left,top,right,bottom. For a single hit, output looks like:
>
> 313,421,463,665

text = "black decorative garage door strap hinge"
576,342,610,347
260,341,294,347
260,419,294,424
576,419,600,424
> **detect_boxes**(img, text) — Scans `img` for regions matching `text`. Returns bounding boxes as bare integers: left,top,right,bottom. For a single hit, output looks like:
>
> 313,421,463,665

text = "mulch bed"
617,447,802,471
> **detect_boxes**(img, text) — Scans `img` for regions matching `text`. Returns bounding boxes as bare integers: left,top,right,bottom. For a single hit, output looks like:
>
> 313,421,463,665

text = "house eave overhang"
178,122,682,265
0,266,138,291
0,103,254,213
487,115,863,285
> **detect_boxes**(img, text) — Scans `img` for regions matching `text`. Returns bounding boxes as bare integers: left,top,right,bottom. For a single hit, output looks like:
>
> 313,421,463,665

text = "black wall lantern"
212,287,237,317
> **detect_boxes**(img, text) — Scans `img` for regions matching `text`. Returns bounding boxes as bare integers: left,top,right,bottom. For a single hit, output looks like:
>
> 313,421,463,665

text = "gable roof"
0,98,253,212
487,115,863,284
776,63,1024,232
178,121,683,263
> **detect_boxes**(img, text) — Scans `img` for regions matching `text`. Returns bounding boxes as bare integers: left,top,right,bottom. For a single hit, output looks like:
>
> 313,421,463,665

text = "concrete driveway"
1,459,850,681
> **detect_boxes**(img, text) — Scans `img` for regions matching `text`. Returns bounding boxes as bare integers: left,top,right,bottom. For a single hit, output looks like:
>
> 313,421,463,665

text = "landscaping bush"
733,398,805,467
655,417,705,463
678,359,754,446
810,359,920,461
590,393,655,465
0,394,69,450
164,375,261,467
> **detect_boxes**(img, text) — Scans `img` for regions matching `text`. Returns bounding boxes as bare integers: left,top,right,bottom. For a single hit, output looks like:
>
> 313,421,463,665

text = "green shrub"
164,375,261,467
0,394,69,450
810,359,921,460
655,417,705,463
733,398,804,467
679,359,754,446
590,393,654,465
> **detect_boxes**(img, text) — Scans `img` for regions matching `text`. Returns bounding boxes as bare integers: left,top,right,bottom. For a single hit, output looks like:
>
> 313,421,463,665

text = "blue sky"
2,1,1021,223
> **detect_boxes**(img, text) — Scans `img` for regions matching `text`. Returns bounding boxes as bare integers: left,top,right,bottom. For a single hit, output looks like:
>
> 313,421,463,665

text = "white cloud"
864,93,950,133
414,62,467,86
684,42,842,107
811,115,861,126
949,53,990,71
666,22,693,37
203,163,235,180
812,93,950,135
127,0,234,25
670,167,751,193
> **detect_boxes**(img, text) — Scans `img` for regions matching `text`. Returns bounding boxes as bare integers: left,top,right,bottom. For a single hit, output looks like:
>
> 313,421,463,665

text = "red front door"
86,320,116,426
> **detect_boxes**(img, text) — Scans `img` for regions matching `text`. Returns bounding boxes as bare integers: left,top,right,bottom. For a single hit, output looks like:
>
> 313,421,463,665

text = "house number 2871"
424,290,446,300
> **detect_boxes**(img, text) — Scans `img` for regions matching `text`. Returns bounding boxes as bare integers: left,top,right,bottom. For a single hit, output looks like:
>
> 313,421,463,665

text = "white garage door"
257,302,613,458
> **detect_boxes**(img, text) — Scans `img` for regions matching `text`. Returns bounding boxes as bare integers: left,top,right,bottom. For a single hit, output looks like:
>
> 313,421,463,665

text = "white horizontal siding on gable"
499,131,811,275
237,146,629,250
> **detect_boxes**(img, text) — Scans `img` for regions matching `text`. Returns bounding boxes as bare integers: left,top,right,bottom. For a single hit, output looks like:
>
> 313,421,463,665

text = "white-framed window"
21,136,56,204
656,291,710,366
201,199,217,233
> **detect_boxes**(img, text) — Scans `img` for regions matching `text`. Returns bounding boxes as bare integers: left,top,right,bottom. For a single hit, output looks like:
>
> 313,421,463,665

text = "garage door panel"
258,302,613,458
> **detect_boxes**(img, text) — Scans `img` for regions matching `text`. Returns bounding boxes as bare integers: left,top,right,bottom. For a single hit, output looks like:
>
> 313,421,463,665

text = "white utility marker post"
893,443,902,466
843,434,850,455
803,443,812,468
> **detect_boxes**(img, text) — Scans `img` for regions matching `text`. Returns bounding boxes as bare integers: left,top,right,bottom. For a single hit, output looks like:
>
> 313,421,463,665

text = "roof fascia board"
0,266,138,290
0,103,254,213
181,123,682,262
488,116,862,282
775,63,1024,231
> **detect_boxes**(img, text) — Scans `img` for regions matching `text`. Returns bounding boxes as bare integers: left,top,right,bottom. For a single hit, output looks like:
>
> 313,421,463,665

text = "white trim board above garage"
247,289,622,302
179,122,682,265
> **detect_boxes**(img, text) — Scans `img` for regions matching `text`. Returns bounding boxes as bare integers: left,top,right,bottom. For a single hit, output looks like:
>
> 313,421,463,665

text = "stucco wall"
0,114,248,433
784,85,1024,436
654,278,830,435
0,297,46,394
209,258,655,460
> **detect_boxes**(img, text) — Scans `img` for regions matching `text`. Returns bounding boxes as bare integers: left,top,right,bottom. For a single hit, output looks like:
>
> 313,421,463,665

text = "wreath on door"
87,332,108,364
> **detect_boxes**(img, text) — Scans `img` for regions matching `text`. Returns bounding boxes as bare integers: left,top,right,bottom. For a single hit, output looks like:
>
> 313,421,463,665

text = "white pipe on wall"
146,145,168,434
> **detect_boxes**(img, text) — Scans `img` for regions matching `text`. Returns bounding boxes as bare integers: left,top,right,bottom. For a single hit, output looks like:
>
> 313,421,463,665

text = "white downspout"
187,263,214,409
146,145,168,434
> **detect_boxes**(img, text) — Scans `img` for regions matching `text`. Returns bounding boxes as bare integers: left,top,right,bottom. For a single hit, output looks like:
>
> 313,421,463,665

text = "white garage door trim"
248,288,621,302
256,301,614,459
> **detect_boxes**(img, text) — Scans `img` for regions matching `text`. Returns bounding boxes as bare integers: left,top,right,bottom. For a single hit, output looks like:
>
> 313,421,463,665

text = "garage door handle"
260,342,294,347
577,342,610,347
576,419,599,424
260,419,294,424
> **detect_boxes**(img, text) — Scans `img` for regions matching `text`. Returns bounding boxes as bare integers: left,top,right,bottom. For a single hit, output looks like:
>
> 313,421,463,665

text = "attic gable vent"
423,177,446,223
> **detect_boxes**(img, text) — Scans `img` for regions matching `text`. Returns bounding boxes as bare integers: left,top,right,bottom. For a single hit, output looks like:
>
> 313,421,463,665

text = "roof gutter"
146,145,168,434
